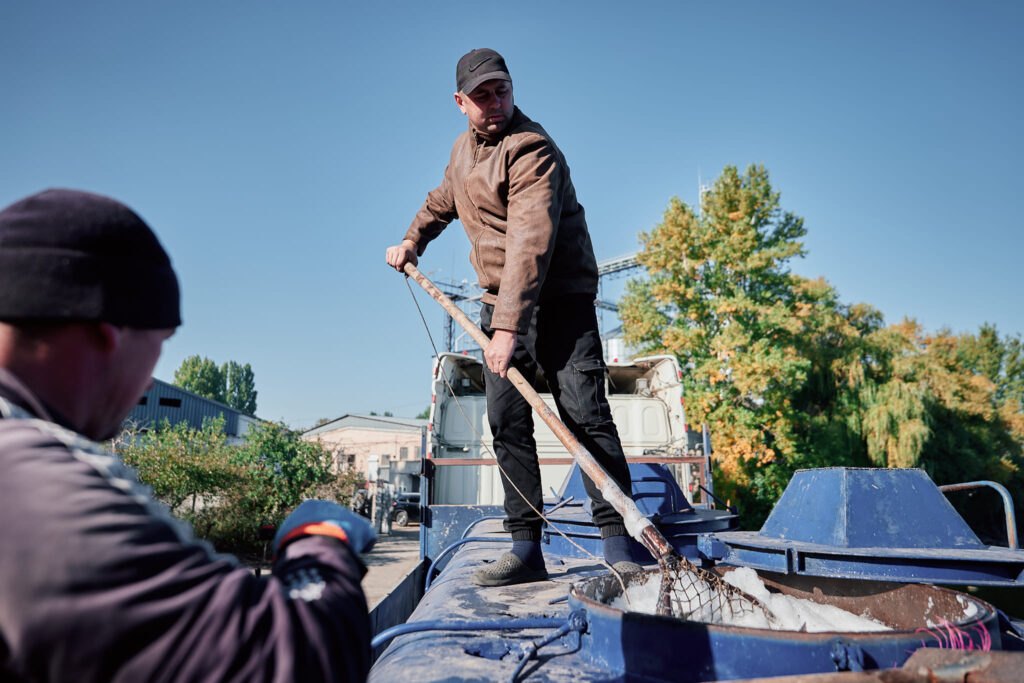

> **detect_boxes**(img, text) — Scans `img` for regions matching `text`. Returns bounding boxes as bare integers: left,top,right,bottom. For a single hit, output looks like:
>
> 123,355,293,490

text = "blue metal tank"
701,468,1024,585
369,465,1024,681
568,567,1001,682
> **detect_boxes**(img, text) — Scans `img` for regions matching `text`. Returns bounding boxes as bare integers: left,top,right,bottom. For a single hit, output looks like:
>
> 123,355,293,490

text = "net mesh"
655,556,770,625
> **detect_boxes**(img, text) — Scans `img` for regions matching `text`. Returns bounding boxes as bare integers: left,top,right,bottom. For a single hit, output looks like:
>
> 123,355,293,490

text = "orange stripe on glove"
277,521,349,551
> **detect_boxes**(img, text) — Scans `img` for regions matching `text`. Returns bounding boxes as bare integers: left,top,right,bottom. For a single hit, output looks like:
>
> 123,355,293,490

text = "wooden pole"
403,262,673,562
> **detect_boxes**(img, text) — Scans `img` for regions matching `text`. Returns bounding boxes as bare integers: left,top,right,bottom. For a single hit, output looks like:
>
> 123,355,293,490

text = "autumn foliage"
621,164,1024,534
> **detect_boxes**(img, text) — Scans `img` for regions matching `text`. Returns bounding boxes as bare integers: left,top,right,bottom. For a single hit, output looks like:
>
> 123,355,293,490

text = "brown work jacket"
404,107,599,334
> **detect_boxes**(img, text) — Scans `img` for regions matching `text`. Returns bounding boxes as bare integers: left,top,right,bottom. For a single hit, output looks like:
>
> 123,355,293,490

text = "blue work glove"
273,499,376,556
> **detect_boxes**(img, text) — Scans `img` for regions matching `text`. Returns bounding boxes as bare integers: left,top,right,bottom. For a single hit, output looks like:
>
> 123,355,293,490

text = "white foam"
957,594,979,620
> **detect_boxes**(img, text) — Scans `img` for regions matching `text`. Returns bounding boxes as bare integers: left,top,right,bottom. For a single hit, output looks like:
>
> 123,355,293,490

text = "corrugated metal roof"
302,414,427,436
127,379,246,436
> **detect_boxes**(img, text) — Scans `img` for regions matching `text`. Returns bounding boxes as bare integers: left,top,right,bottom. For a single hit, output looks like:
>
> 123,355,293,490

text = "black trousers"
480,294,633,542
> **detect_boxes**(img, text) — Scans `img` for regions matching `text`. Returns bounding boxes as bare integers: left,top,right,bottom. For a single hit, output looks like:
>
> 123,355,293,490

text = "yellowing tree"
622,165,1024,531
621,165,834,519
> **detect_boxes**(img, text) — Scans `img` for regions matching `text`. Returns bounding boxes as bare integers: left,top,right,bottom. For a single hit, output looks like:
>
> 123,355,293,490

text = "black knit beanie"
0,188,181,328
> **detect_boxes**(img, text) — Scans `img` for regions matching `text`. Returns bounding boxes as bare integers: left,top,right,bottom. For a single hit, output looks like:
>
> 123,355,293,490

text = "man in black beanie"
0,189,374,682
0,188,182,441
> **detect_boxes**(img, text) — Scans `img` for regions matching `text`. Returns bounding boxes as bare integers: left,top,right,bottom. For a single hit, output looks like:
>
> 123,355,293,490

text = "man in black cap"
386,49,639,586
0,189,374,681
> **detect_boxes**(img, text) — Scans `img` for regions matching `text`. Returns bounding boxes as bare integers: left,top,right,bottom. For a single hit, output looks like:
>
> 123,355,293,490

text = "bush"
113,418,365,560
117,416,240,512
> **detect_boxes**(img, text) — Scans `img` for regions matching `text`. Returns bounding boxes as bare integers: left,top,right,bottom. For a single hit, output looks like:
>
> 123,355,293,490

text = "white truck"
424,352,712,507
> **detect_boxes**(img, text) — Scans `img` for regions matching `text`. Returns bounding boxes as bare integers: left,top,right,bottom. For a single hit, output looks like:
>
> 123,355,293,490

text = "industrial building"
126,378,261,444
302,414,427,493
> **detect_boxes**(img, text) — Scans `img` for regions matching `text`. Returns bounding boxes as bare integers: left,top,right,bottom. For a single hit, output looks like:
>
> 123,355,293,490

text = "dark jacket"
0,369,370,682
404,107,599,334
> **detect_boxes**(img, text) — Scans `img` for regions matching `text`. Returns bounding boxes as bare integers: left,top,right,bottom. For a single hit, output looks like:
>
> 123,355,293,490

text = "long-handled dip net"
655,556,770,624
402,263,773,625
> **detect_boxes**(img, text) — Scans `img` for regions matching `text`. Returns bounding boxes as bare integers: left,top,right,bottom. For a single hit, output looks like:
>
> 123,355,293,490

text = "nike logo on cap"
468,57,491,72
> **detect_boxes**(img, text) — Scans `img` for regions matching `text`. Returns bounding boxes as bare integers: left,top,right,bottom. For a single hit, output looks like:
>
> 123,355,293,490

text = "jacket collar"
0,367,73,430
472,107,528,145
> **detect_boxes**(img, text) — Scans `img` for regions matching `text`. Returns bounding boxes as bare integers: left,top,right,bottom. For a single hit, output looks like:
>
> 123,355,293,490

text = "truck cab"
424,352,715,510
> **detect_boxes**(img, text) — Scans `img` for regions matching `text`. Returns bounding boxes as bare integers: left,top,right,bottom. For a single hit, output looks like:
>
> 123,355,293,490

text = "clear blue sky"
3,1,1021,429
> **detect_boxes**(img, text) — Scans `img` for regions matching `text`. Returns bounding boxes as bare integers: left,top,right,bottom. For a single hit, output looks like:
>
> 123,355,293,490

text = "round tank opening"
577,566,989,635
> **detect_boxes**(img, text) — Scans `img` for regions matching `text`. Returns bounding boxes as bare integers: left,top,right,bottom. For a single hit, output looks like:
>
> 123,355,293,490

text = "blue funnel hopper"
700,468,1024,586
542,462,738,561
761,468,984,549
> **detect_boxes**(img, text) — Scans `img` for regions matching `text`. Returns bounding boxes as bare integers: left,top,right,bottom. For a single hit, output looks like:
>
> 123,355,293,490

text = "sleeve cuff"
278,522,349,550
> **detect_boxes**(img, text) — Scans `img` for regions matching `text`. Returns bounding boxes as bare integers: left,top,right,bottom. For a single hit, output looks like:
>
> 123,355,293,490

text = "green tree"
173,355,258,414
173,355,225,403
117,416,239,511
222,360,258,414
231,421,337,522
957,324,1024,413
416,407,431,419
620,164,829,519
621,164,1024,529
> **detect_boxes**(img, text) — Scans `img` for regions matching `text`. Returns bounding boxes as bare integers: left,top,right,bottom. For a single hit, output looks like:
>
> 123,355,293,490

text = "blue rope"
508,611,587,683
371,615,568,650
424,537,512,592
458,497,576,541
459,517,508,540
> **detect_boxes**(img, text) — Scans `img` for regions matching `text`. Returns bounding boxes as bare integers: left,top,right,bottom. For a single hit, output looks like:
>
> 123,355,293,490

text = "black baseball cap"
456,48,511,95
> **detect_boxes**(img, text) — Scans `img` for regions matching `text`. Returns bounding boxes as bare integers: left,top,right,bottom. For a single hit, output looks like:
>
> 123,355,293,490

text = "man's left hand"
485,329,517,379
274,500,377,556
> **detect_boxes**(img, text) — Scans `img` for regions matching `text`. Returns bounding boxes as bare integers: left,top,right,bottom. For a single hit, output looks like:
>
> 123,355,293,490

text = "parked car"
390,492,421,526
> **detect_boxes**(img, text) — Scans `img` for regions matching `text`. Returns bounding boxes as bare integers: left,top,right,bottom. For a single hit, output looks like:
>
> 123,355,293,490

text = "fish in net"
654,555,775,625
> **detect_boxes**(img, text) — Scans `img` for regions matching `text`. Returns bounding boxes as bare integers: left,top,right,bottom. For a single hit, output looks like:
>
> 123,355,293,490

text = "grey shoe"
611,561,642,574
471,552,548,587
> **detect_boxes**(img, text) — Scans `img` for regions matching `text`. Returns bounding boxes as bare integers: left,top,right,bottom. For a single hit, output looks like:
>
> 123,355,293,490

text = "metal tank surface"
368,464,1024,682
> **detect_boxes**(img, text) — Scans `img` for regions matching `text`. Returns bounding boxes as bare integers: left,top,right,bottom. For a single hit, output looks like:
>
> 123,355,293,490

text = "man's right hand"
385,239,418,273
485,329,517,379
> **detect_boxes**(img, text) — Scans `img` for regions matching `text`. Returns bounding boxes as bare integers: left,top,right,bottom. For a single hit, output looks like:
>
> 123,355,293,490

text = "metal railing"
938,480,1018,549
